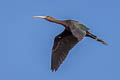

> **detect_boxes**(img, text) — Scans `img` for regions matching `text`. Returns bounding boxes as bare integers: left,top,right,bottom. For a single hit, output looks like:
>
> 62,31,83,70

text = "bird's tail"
86,31,108,45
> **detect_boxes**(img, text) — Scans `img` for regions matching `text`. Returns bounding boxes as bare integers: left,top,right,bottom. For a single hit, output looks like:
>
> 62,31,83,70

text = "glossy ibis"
32,16,107,72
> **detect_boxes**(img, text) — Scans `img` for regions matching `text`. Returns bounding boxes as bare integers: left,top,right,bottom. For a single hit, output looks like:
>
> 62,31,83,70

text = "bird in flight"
32,16,107,72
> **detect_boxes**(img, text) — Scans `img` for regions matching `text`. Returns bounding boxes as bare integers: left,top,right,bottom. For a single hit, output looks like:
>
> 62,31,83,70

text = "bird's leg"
86,31,107,45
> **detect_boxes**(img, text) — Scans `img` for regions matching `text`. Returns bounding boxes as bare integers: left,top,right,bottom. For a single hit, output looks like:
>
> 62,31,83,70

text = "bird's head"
32,16,56,21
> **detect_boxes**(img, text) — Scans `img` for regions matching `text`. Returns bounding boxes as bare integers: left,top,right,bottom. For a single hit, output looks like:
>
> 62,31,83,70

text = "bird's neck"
45,18,68,27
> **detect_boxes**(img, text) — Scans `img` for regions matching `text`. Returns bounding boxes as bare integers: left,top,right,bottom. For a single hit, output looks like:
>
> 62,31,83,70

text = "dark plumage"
32,16,107,72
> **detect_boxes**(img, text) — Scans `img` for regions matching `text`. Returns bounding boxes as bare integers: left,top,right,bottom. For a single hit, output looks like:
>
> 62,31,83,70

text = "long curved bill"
32,16,47,19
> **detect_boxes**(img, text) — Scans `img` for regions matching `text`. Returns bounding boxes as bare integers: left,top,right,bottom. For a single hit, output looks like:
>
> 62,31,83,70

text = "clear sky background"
0,0,120,80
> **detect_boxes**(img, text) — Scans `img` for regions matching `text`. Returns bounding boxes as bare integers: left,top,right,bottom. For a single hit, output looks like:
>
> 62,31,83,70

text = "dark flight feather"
51,30,79,71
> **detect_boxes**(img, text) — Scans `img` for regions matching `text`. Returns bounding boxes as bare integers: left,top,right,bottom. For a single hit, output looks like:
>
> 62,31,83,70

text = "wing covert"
68,20,89,41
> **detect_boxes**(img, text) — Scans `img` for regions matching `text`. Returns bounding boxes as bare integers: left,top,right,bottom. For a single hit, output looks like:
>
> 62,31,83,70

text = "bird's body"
33,16,107,72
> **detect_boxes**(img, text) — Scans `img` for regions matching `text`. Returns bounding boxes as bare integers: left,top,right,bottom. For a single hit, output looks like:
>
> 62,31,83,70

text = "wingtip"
51,68,57,72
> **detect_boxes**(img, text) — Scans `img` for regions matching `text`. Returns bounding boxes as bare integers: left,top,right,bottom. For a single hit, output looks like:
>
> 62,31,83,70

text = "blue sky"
0,0,120,80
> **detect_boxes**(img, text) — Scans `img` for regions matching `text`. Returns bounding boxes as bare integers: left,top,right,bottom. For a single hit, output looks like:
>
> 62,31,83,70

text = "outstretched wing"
51,29,79,71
